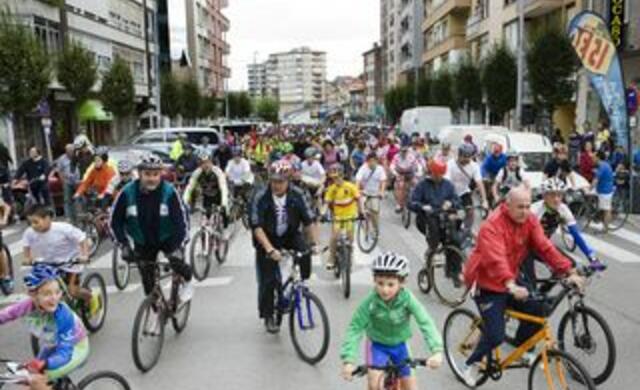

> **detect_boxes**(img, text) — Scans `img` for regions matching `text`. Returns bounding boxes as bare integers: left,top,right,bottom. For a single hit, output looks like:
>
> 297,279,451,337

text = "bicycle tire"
189,229,211,281
289,289,330,365
608,194,629,231
0,244,14,296
80,220,101,257
214,234,229,265
132,295,165,373
417,266,432,294
528,349,596,390
171,277,191,333
443,308,490,387
402,207,411,229
574,203,592,232
81,273,107,333
356,218,378,254
340,246,351,299
560,226,577,253
78,370,131,390
557,305,616,385
429,246,469,307
111,247,130,291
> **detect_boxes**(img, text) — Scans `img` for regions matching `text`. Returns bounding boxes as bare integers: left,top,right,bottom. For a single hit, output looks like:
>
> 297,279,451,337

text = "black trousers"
255,233,311,319
135,243,193,295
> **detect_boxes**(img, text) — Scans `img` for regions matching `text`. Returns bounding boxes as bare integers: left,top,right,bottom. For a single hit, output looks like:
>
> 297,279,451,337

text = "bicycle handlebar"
351,358,429,377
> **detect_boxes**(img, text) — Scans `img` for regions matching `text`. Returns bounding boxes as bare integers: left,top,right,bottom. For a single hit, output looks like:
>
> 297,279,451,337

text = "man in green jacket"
340,252,443,389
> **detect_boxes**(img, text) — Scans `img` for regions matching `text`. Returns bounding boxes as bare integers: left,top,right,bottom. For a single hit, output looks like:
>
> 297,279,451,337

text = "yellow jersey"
325,181,360,220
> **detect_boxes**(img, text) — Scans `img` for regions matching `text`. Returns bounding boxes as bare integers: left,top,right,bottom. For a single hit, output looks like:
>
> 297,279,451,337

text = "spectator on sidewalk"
551,128,565,145
592,151,614,233
579,141,596,183
55,144,80,222
568,128,582,168
14,147,51,206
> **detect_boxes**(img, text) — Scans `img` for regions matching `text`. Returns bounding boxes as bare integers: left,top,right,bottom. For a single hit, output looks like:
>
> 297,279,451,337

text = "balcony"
422,34,467,64
465,12,488,41
524,0,563,18
424,0,471,31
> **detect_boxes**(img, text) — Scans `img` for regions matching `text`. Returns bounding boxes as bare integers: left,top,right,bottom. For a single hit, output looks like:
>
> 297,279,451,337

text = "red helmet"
428,158,447,177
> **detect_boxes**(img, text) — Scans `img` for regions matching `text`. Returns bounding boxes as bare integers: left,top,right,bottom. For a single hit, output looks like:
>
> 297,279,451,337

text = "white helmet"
541,177,567,194
372,252,410,277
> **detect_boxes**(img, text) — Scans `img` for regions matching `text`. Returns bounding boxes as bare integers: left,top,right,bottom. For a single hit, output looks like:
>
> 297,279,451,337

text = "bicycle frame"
276,255,317,330
147,263,181,317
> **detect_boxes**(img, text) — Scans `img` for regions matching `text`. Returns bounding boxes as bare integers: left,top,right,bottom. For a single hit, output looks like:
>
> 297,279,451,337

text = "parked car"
126,127,222,156
108,145,176,183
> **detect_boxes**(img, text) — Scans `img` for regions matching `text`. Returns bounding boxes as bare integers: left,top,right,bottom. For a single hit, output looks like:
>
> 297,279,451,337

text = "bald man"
459,186,584,386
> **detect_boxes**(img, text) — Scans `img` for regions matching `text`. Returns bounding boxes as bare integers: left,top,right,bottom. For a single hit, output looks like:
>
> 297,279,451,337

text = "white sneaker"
462,364,478,387
520,351,536,367
179,280,195,302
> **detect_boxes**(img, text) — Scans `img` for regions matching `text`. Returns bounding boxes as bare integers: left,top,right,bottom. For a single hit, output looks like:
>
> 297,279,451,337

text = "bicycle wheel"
111,247,130,291
574,204,591,232
81,273,107,333
340,246,351,299
429,246,469,307
528,349,596,390
401,207,411,229
557,305,616,385
80,220,101,257
214,233,229,265
416,266,432,294
443,308,490,387
356,218,378,254
560,226,576,253
171,279,191,333
0,244,14,296
289,289,330,365
78,370,131,389
608,193,629,231
189,229,211,281
132,295,165,373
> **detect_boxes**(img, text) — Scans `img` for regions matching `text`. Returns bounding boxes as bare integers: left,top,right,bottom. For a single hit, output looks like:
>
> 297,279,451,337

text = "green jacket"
340,288,443,364
123,181,175,246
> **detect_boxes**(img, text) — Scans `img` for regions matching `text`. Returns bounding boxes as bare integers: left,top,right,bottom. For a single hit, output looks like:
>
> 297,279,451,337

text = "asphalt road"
1,201,639,389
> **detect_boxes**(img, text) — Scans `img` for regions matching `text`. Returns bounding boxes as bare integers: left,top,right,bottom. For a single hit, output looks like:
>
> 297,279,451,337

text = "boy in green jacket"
340,251,443,389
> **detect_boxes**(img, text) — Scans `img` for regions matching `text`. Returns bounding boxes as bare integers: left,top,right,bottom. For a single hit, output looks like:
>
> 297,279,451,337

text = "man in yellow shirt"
324,164,363,270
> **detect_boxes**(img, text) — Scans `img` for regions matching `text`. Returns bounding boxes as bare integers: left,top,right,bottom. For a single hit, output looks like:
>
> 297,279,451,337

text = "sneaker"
462,363,479,387
89,292,101,317
518,351,536,367
179,280,195,302
265,316,280,334
394,205,402,214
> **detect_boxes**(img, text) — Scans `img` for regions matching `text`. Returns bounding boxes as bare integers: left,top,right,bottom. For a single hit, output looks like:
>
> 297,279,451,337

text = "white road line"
584,233,640,264
612,227,640,246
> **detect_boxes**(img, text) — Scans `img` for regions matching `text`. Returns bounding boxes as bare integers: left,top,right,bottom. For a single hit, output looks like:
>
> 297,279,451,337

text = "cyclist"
460,185,585,386
175,143,199,185
299,147,326,212
183,151,229,229
73,147,117,209
445,144,488,227
481,143,507,207
355,152,387,233
324,164,363,270
433,142,453,163
390,146,421,213
249,160,319,333
14,146,51,206
104,159,137,203
492,151,529,204
340,252,443,389
0,264,89,390
170,132,188,161
225,146,253,200
109,153,194,301
0,197,12,292
22,205,95,314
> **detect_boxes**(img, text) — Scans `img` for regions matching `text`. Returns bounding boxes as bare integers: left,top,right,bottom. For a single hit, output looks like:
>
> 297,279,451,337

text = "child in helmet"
340,252,443,389
0,264,89,389
105,159,138,202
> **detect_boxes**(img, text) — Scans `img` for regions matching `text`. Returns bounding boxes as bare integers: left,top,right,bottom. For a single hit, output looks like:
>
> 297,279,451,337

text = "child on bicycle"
21,205,96,314
340,252,444,390
0,263,89,390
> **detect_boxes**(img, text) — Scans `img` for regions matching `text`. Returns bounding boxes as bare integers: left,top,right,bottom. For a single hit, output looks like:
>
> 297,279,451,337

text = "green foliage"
452,58,482,111
526,28,579,113
417,75,432,106
481,44,517,122
225,92,252,119
254,97,279,122
384,82,415,123
430,69,454,109
0,8,51,118
199,95,218,119
180,77,201,122
160,72,182,119
101,56,135,117
57,39,97,106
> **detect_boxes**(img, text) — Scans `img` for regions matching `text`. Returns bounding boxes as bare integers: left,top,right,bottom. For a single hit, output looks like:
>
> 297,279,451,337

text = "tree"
417,75,432,106
0,9,51,132
160,72,182,121
101,56,135,141
57,39,97,133
255,97,279,123
453,58,482,120
180,78,201,125
430,69,454,109
199,95,218,120
225,92,252,119
526,28,579,117
481,44,517,123
384,82,415,123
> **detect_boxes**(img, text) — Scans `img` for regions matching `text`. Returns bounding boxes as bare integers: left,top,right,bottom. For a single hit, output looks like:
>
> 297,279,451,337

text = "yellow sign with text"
570,16,615,75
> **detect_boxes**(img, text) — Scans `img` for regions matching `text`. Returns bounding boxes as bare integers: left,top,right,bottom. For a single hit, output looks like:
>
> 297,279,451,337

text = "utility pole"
515,0,525,131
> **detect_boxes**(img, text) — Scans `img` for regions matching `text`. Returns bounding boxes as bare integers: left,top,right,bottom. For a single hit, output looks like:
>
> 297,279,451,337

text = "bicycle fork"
293,288,316,330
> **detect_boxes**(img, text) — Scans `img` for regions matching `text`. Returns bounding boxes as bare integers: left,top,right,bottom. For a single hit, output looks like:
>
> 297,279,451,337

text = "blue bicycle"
273,249,330,365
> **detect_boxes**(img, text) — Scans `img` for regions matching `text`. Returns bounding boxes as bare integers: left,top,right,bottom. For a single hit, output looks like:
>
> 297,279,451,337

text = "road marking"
584,233,640,264
195,276,233,287
7,240,24,257
612,227,640,246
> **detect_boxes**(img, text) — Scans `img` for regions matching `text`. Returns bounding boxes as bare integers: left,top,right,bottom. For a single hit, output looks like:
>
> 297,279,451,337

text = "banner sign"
568,11,630,151
609,0,625,50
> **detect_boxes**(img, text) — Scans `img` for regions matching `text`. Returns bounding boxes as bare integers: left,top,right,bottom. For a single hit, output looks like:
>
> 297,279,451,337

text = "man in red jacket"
460,185,584,386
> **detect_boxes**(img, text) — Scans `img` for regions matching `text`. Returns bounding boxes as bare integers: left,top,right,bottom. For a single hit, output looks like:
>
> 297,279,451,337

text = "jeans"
134,244,193,295
63,183,77,223
30,180,50,206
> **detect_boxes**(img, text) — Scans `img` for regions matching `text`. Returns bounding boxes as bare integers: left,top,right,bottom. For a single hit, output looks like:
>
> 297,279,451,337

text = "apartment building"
185,0,230,97
363,43,384,119
422,0,472,73
247,62,268,99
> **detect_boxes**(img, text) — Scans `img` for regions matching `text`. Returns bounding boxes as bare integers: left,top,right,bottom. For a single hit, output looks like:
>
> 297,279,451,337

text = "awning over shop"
78,100,113,122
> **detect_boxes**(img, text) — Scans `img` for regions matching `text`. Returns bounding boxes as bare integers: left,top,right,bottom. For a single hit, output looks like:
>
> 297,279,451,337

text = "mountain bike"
570,189,628,233
131,260,191,373
272,249,330,365
444,294,596,389
228,185,250,232
351,358,429,390
323,217,362,299
111,246,135,291
75,196,110,257
357,195,381,253
189,205,229,281
0,358,130,390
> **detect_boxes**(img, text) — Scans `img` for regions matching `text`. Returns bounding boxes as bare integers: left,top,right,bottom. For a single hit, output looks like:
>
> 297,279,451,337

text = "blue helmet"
24,263,59,291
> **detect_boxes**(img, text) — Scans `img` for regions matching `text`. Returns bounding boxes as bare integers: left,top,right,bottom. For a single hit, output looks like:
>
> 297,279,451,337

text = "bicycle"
111,246,136,291
356,195,381,254
322,217,362,299
393,172,415,229
272,249,330,365
443,292,597,389
228,185,250,232
131,259,191,373
416,208,472,307
570,189,628,233
0,235,14,296
189,205,229,281
0,358,130,390
351,358,429,390
74,196,110,257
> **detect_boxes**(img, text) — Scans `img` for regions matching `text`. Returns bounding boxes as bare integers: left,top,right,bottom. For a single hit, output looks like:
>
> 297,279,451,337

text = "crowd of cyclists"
0,122,623,390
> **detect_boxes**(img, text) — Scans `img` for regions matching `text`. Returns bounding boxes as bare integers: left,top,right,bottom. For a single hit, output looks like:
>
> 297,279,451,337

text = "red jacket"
463,204,572,293
579,152,595,182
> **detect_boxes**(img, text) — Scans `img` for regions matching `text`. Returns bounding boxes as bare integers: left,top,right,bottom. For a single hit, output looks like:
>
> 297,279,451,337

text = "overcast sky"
170,0,380,91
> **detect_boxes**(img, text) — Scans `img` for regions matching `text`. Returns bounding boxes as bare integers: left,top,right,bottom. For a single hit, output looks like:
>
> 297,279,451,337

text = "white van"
437,125,509,151
127,127,222,154
400,107,452,138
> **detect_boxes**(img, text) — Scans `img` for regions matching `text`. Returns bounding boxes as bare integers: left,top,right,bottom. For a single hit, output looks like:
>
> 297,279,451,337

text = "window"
503,20,519,53
504,0,517,6
33,16,60,53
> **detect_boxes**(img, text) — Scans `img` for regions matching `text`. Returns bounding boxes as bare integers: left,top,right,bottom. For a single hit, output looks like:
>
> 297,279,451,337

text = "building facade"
247,62,267,99
422,0,471,73
363,43,383,119
184,0,230,97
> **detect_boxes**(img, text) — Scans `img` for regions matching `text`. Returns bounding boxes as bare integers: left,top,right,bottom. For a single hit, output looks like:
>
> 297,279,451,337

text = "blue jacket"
481,153,507,178
409,177,461,212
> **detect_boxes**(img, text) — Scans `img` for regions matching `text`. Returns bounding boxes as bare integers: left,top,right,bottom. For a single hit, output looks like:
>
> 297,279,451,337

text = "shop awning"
78,100,113,122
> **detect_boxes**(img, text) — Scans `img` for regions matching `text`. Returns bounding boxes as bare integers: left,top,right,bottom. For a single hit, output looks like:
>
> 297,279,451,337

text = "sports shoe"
462,363,480,387
394,205,402,213
179,280,195,302
265,316,280,334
